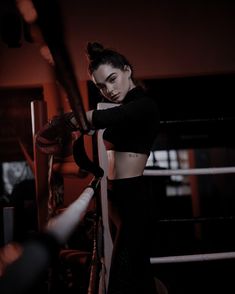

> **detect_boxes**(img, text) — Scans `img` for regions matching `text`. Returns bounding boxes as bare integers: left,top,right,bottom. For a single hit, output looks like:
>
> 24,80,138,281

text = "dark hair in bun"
86,42,133,76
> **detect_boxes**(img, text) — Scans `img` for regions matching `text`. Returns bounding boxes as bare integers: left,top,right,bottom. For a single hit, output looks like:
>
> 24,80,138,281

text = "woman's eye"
109,77,116,83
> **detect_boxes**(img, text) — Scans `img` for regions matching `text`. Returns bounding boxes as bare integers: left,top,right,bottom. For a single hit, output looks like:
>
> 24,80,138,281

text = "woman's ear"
124,65,132,78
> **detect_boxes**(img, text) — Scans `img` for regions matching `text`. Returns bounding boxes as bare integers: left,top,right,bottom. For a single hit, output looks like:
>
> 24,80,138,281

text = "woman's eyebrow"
105,73,115,81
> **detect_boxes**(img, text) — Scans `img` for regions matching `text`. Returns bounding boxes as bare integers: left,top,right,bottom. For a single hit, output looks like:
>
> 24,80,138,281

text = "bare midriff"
107,150,148,180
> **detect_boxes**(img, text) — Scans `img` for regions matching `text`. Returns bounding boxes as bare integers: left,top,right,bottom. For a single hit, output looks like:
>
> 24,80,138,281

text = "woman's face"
92,64,135,103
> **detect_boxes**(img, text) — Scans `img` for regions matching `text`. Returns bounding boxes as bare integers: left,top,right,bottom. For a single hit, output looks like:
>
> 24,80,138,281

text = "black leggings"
107,176,156,294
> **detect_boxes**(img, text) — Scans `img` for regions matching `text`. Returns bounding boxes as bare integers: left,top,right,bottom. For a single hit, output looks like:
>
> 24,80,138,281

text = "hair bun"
86,42,104,61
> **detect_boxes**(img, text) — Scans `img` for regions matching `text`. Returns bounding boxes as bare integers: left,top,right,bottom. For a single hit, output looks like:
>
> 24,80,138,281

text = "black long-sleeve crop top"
92,86,160,155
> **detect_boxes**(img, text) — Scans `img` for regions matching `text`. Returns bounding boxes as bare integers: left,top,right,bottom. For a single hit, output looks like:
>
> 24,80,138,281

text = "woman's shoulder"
124,86,154,103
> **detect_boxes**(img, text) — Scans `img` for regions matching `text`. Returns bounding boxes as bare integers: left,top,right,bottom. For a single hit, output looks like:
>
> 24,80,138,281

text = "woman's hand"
35,112,81,155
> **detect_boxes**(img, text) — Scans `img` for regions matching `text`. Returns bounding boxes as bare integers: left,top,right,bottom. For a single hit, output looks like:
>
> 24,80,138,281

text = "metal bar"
31,100,49,231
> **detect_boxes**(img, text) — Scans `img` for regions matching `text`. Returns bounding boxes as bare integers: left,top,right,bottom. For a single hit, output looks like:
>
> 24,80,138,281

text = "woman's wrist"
88,110,96,135
86,110,94,125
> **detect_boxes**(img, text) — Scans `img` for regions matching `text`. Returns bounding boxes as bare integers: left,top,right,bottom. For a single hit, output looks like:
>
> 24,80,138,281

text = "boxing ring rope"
144,166,235,176
144,162,235,264
46,177,100,245
150,251,235,264
157,215,235,223
150,210,235,264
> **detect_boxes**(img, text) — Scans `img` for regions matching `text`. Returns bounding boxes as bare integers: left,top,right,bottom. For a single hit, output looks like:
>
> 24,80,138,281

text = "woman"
36,42,160,293
85,42,160,294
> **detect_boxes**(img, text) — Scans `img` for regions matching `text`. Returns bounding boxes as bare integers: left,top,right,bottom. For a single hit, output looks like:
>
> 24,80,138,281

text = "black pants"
107,176,156,294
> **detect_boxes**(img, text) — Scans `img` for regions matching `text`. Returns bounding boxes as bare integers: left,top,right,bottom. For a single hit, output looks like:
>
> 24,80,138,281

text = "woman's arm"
91,97,159,129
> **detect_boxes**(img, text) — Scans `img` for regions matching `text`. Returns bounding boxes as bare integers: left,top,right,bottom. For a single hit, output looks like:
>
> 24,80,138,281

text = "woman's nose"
106,86,114,95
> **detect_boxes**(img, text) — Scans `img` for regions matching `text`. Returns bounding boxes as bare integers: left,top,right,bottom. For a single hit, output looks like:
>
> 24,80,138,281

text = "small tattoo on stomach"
128,153,138,158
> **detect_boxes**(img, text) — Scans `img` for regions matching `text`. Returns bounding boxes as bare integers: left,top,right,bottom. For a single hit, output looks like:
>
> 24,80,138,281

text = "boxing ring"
1,1,234,293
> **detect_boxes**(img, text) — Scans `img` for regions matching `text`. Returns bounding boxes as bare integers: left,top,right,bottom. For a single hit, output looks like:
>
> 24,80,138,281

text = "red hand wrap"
35,112,81,155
